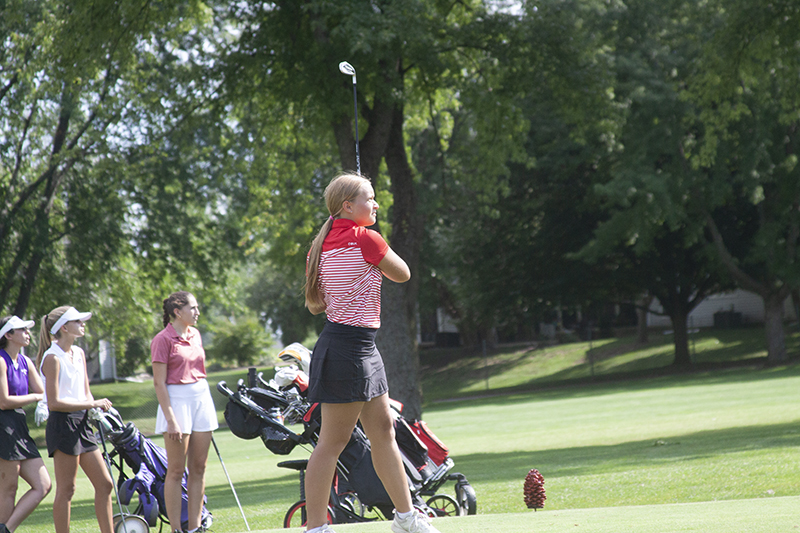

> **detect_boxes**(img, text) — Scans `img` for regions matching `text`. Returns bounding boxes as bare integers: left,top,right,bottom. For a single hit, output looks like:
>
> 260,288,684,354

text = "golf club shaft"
98,422,129,533
351,78,360,175
211,436,250,531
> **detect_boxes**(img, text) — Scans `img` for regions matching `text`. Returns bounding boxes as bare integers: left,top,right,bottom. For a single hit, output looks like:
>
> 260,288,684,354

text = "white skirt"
155,378,219,434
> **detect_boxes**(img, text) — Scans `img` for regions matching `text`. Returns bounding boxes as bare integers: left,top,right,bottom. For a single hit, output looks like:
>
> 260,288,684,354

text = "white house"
647,289,798,328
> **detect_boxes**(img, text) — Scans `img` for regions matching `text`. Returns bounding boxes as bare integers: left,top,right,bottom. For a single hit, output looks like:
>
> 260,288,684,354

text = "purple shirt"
1,349,29,396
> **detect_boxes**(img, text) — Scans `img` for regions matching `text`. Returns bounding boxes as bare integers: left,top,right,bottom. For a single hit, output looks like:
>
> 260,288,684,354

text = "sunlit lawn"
15,326,800,532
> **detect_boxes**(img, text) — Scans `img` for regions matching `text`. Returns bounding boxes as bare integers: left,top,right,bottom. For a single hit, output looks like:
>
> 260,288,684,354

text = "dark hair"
0,316,10,350
162,291,193,328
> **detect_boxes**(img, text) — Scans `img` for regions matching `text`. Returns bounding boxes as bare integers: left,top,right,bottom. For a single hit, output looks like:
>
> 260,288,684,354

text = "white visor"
50,307,93,335
0,315,36,339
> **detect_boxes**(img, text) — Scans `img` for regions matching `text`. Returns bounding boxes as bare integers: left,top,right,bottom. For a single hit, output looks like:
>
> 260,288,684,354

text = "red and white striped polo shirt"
318,219,389,328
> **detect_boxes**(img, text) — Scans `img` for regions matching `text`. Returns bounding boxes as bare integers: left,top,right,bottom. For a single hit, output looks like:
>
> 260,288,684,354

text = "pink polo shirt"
150,323,207,385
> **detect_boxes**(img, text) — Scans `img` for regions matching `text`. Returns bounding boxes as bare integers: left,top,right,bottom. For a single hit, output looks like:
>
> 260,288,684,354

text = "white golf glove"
34,400,49,426
273,366,299,388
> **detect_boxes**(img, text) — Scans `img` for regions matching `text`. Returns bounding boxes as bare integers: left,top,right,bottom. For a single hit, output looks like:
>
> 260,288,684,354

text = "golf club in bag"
90,407,144,533
90,408,213,533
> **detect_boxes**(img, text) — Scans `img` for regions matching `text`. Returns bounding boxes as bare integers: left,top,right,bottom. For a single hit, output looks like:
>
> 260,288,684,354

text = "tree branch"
705,214,767,295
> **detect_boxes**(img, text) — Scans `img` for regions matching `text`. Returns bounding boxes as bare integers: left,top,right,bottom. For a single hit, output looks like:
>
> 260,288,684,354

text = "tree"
413,0,630,345
218,0,527,416
0,1,253,373
571,0,737,365
680,0,800,364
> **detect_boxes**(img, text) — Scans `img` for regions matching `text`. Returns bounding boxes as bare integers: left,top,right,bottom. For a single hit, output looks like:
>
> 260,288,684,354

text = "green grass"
418,327,800,402
14,327,800,532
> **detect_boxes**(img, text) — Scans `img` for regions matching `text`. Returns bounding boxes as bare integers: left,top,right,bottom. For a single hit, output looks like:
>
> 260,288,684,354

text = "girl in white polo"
37,306,114,533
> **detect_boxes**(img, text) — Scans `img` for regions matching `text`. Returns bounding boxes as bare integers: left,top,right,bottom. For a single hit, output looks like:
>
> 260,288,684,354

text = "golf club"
211,435,250,531
338,61,360,175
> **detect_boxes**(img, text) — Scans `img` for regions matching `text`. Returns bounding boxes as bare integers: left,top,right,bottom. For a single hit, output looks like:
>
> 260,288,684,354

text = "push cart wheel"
113,513,150,533
284,500,336,528
425,494,460,517
340,491,365,517
455,481,477,516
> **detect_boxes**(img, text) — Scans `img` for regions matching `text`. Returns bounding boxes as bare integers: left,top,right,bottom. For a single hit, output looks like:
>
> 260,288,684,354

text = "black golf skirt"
46,409,100,457
0,409,41,461
308,321,389,404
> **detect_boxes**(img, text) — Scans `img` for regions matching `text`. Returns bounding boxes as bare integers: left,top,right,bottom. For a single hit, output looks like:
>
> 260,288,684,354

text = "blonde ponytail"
304,173,372,314
36,306,70,370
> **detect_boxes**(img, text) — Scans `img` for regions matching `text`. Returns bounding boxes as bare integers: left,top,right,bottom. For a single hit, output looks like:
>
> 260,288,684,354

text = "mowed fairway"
15,344,800,532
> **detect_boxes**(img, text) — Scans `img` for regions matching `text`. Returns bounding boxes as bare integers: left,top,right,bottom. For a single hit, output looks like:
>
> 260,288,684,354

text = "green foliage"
206,312,273,367
245,260,326,345
118,336,150,378
413,0,637,342
3,0,798,372
0,0,246,357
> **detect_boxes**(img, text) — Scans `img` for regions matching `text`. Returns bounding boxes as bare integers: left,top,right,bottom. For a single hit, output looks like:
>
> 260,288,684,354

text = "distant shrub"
206,314,272,367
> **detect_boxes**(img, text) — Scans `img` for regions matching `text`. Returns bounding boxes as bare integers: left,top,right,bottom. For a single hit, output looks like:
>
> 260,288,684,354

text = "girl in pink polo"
151,291,217,533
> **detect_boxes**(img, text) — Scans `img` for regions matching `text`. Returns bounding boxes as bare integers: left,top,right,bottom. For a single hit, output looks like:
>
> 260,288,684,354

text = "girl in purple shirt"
0,316,51,533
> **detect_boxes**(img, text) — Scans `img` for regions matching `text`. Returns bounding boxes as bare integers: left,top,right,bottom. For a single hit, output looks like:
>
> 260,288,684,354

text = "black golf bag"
217,362,477,524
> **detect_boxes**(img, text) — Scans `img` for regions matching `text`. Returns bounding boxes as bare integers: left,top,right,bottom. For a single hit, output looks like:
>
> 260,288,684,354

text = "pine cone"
524,468,546,509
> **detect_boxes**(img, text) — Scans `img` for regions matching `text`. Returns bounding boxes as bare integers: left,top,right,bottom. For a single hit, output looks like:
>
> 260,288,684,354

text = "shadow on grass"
18,471,303,529
421,329,800,405
452,419,800,484
425,362,800,411
21,419,800,528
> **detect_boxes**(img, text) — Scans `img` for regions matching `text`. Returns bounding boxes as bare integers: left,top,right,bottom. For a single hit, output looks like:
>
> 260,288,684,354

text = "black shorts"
308,321,389,404
46,409,99,457
0,409,41,461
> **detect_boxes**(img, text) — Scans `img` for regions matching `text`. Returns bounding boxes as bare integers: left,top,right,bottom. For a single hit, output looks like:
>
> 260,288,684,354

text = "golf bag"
98,411,213,531
218,350,477,523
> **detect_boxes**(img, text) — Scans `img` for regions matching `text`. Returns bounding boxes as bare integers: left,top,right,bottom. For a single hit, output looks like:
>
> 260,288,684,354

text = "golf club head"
339,61,356,79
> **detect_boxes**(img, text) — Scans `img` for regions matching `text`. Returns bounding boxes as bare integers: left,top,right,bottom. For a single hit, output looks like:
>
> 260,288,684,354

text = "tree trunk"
671,308,691,367
376,103,423,419
13,190,55,316
0,231,32,313
636,293,653,344
332,94,394,180
764,293,787,365
378,282,422,419
705,215,790,365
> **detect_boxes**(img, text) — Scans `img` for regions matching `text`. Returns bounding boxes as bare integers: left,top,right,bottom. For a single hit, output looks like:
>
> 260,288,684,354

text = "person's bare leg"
5,457,51,531
52,451,80,533
304,402,363,530
0,459,20,525
185,431,212,531
358,394,412,513
163,434,189,530
79,449,114,533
